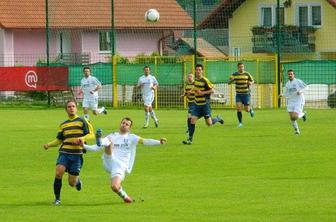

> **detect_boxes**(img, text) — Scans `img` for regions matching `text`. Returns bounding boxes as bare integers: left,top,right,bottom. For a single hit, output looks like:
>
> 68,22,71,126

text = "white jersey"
284,78,306,105
101,132,140,173
80,75,101,99
137,74,158,98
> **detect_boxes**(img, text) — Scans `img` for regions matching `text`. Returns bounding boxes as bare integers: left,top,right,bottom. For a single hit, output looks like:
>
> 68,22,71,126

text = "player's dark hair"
237,62,244,67
65,100,77,109
83,66,91,71
287,69,295,74
122,117,133,126
195,64,203,70
144,66,150,70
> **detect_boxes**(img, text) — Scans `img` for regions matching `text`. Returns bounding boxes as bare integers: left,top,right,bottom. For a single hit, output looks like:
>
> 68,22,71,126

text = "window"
299,6,308,26
261,7,272,27
297,4,321,27
231,47,241,57
311,6,321,26
260,5,285,27
99,31,111,52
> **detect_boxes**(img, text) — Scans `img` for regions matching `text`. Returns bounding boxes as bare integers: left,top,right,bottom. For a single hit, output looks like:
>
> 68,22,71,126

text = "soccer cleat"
53,199,61,206
123,196,134,203
154,119,159,128
249,109,255,118
294,131,301,135
102,107,107,115
238,123,243,128
75,179,82,191
96,128,103,146
182,139,192,145
143,123,149,128
217,115,224,124
302,112,307,122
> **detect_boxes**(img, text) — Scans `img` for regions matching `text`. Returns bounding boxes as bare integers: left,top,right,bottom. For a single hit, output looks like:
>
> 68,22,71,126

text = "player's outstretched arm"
141,137,167,146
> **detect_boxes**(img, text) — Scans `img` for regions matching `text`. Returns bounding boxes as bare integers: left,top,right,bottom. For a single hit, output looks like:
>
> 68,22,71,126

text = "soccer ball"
145,9,160,23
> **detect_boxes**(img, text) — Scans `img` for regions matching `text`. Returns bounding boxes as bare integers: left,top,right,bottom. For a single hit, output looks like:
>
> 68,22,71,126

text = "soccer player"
81,117,167,203
43,100,94,205
80,66,107,120
137,66,159,128
183,64,224,145
182,73,196,134
229,62,255,128
281,69,307,135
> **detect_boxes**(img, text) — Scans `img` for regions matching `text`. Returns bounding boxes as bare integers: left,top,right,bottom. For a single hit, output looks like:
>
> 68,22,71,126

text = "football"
145,9,160,23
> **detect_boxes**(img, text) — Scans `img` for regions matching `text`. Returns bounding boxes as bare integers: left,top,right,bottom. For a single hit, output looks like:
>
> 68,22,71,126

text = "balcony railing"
251,26,316,53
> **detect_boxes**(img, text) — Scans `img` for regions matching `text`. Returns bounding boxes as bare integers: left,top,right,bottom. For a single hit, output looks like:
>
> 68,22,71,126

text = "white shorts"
142,94,154,107
102,154,126,180
287,103,304,114
83,97,98,110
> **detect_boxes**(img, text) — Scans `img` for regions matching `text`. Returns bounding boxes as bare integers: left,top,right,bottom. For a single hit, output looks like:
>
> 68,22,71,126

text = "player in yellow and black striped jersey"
182,73,196,134
182,64,224,145
43,100,94,205
229,62,255,128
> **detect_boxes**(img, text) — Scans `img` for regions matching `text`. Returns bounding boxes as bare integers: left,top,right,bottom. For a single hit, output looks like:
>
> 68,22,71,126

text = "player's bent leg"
245,105,255,117
111,175,133,203
68,174,79,187
205,116,212,126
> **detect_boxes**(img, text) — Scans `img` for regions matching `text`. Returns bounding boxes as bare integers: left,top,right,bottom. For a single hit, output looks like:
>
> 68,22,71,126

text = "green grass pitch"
0,108,335,221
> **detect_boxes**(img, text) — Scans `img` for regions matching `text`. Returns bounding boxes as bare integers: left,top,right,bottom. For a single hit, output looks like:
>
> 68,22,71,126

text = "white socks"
117,187,129,200
145,112,150,124
150,111,158,121
291,120,299,132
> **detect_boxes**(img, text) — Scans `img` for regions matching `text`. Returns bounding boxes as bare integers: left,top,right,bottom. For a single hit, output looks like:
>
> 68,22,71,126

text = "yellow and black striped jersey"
56,116,90,154
230,72,254,94
194,76,213,105
184,81,195,104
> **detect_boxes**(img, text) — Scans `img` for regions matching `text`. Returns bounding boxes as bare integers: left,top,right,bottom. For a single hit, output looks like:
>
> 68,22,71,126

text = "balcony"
251,26,317,53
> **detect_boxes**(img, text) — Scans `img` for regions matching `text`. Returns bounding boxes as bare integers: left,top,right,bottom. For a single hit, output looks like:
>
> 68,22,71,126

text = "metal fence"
0,0,335,108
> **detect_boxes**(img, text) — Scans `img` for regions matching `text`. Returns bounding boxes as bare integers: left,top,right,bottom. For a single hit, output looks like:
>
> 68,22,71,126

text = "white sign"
25,70,38,88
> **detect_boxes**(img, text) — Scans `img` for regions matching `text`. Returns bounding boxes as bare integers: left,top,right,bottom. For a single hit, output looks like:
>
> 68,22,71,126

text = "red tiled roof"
0,0,193,29
327,0,336,7
199,0,336,29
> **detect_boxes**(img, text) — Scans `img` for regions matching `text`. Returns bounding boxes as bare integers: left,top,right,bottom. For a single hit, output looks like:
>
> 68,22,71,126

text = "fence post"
256,58,262,109
45,0,51,107
183,58,187,109
112,55,118,108
154,56,158,109
273,54,279,108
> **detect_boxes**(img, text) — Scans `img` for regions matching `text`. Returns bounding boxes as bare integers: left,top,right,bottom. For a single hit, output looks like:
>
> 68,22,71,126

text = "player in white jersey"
281,69,307,135
80,66,107,120
81,117,167,203
137,66,159,128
